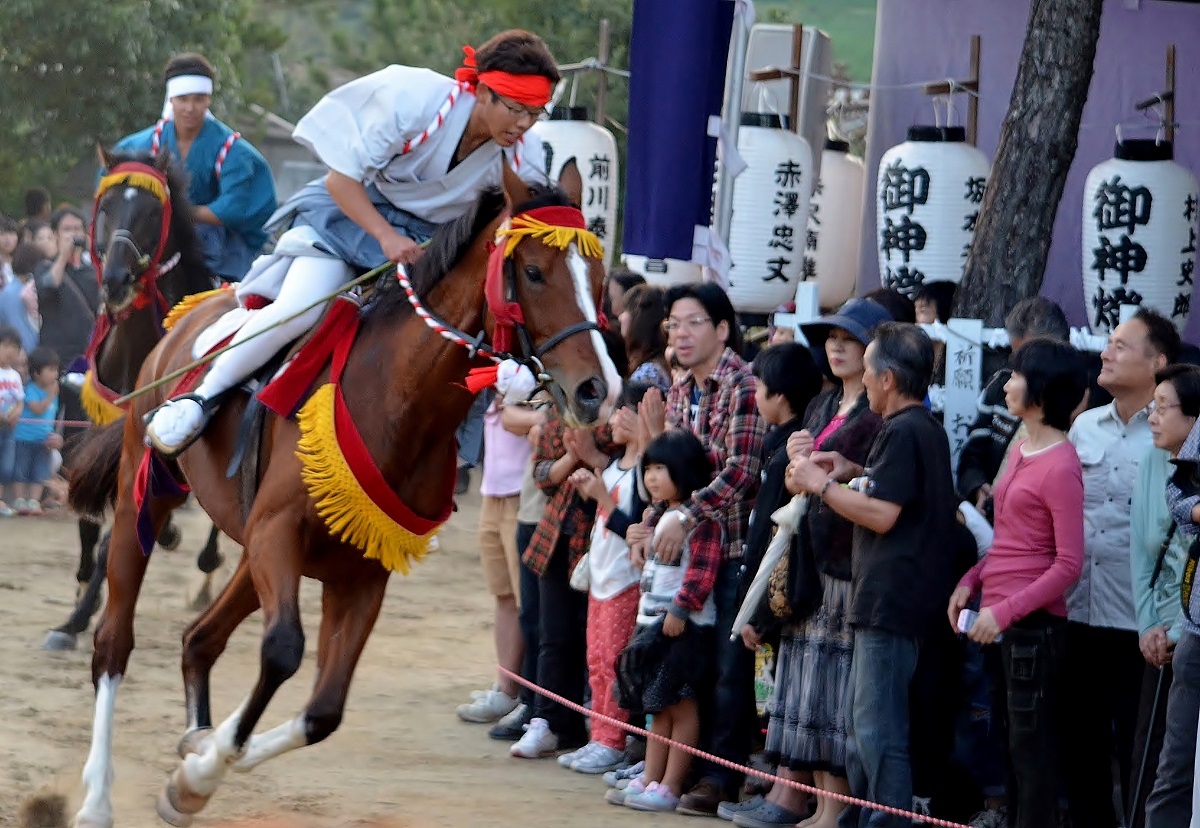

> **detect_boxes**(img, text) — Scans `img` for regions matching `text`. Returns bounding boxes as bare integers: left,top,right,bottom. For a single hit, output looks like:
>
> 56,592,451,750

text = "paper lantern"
727,113,814,314
875,126,991,297
622,254,705,288
805,139,864,310
532,107,620,265
1081,138,1199,334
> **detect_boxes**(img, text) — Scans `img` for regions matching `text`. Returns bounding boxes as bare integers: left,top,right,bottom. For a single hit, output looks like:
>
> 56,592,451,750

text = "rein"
395,204,605,401
91,161,179,322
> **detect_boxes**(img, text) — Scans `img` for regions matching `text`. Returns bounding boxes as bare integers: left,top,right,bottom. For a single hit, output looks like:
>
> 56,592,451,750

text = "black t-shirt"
36,258,99,364
850,404,958,639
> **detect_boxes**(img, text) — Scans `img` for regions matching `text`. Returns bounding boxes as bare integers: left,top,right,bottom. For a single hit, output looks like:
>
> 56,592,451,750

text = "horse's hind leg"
43,532,110,651
177,553,259,757
75,491,181,828
159,516,304,822
187,524,225,611
231,566,389,774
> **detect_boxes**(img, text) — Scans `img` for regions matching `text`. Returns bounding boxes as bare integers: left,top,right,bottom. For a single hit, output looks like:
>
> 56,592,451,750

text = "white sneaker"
558,741,598,768
456,688,518,723
145,396,208,454
510,717,558,758
494,702,528,729
571,743,624,774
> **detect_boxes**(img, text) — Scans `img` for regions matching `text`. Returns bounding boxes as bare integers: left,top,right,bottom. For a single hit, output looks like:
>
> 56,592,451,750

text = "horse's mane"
366,183,575,319
102,149,216,297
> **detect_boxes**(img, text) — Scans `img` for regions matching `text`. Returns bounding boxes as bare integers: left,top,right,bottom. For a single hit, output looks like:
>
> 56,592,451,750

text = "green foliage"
0,0,283,216
759,0,876,81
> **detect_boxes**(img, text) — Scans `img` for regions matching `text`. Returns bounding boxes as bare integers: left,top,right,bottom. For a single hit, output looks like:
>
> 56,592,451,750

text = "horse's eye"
523,264,544,284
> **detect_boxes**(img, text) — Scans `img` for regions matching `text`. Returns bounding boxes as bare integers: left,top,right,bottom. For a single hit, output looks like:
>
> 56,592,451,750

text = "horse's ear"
153,151,171,172
97,144,117,171
557,158,583,209
501,159,530,209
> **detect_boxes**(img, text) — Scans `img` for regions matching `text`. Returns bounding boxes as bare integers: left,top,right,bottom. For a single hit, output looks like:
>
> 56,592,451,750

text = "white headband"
161,74,214,119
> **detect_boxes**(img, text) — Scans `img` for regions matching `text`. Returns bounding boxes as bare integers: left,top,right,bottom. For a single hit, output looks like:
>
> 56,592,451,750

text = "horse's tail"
67,421,126,517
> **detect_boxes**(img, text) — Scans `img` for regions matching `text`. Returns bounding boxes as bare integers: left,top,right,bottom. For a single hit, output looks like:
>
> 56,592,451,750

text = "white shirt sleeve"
291,66,456,183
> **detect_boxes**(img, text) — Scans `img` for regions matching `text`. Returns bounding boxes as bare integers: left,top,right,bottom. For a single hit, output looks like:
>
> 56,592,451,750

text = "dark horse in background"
42,148,227,651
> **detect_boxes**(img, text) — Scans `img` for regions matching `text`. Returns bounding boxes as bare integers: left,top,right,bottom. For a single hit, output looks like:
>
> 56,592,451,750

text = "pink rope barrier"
496,665,970,828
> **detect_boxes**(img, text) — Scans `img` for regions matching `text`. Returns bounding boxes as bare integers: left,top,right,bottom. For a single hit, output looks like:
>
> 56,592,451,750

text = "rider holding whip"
146,30,559,457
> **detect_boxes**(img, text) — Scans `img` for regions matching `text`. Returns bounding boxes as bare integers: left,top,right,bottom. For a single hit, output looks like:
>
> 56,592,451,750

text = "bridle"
90,161,181,322
394,204,607,408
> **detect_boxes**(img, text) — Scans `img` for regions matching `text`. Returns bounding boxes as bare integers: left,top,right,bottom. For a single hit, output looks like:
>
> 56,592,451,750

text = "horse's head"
93,147,181,314
495,160,621,427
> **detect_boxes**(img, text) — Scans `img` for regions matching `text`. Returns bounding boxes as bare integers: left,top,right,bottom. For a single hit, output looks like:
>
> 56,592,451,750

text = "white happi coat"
293,65,548,222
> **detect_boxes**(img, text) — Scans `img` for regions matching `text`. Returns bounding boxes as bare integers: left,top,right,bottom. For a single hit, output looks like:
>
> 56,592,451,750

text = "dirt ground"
0,486,646,828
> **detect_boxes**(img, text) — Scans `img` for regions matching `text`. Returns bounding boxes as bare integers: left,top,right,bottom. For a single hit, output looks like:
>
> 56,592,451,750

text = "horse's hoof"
72,809,113,828
176,727,213,759
159,765,209,819
186,580,213,612
158,522,182,552
155,787,194,827
42,629,78,651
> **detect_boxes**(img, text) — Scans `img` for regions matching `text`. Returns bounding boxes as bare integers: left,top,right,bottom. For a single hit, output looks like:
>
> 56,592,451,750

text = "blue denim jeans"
839,628,920,828
1146,631,1200,827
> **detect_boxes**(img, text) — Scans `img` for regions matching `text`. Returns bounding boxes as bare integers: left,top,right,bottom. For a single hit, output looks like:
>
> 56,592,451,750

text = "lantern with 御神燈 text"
875,126,991,297
1081,138,1199,334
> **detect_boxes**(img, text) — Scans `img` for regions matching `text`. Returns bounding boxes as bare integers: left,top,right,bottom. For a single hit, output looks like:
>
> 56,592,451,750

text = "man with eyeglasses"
145,30,558,460
637,282,767,816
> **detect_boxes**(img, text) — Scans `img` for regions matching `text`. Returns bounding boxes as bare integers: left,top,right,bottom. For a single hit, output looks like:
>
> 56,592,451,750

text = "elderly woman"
725,299,890,828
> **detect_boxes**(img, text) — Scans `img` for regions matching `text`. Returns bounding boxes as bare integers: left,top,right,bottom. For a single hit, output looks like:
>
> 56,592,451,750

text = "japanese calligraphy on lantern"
1081,141,1200,334
728,121,813,313
943,318,983,468
875,128,991,298
531,115,620,266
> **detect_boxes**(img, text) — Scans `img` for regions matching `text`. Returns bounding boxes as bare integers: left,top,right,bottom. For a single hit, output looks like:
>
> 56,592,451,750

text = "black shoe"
455,466,471,495
488,704,532,741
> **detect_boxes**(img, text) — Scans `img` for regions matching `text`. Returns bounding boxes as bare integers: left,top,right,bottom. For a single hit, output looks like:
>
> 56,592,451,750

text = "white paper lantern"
727,113,814,314
875,126,991,297
1081,138,1199,334
532,107,620,265
805,139,865,310
622,255,705,288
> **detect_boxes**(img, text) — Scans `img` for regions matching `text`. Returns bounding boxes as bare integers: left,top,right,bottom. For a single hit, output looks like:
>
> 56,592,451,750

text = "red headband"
454,45,553,109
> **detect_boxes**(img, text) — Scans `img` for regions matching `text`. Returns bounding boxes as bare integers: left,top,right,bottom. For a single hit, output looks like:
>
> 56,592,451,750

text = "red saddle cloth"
257,296,362,419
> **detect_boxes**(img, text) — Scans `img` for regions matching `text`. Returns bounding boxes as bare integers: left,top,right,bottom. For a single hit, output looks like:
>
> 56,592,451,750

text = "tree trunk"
952,0,1104,324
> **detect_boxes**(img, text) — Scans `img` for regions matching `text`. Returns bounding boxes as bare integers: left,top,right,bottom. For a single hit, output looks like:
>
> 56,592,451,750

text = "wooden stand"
922,35,981,146
1135,44,1176,143
556,19,629,129
747,24,805,131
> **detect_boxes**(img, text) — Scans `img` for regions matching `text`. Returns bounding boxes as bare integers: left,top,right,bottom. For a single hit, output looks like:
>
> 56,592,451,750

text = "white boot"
145,395,210,456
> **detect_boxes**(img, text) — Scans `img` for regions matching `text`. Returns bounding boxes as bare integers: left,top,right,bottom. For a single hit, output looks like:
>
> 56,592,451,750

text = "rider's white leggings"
193,256,351,400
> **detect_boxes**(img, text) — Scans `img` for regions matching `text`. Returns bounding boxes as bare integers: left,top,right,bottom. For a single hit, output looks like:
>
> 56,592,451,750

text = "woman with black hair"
948,337,1087,828
605,268,647,318
620,284,670,391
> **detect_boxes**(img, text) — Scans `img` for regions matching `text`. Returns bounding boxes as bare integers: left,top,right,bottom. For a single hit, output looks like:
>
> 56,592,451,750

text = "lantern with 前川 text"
875,126,991,297
727,113,813,314
531,107,620,266
1081,138,1199,334
804,139,865,310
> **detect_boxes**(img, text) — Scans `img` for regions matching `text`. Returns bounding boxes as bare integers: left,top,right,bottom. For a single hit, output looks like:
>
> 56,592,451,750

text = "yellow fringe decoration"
80,370,126,426
96,170,168,204
499,214,604,260
163,287,232,332
295,382,439,574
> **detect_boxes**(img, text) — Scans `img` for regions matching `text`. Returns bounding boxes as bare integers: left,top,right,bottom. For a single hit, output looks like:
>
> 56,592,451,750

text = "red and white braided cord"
395,263,499,363
401,81,470,155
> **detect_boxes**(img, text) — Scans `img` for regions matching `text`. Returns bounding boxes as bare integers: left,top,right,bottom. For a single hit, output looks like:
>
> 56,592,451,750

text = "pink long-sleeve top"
958,439,1085,631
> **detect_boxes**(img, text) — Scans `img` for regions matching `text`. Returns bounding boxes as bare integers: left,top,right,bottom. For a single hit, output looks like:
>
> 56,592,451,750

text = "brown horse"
67,162,618,828
43,149,223,652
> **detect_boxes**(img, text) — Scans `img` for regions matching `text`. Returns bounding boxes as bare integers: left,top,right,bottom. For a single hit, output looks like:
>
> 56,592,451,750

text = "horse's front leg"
231,562,389,774
75,488,180,828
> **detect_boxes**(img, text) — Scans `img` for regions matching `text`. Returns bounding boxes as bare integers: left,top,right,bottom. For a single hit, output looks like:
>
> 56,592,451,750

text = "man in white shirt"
1066,307,1180,828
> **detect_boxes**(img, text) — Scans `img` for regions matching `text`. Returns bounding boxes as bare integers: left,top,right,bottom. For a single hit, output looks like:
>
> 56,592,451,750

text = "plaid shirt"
668,514,724,615
657,347,766,560
522,408,612,576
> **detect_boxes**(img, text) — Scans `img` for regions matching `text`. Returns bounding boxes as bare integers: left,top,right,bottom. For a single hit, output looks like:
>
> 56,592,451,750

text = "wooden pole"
596,19,611,127
1166,44,1176,144
968,35,981,146
789,24,804,131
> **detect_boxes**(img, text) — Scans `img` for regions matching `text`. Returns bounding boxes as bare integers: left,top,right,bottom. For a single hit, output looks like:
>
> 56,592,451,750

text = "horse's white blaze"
123,187,137,202
179,698,247,796
567,246,622,412
75,673,120,828
231,715,308,773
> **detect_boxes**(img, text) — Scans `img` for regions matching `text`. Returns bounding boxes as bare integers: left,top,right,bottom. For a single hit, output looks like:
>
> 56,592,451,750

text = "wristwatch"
819,478,835,499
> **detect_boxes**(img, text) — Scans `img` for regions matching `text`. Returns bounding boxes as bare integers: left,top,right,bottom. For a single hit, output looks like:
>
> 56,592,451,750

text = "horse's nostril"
574,377,606,408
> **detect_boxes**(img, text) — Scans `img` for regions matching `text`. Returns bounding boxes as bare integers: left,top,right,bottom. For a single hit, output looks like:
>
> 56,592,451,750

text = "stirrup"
144,393,218,459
